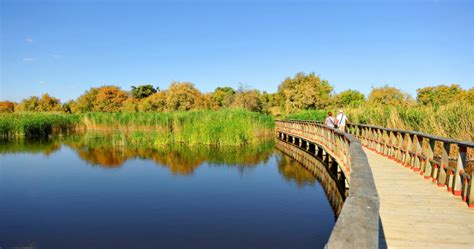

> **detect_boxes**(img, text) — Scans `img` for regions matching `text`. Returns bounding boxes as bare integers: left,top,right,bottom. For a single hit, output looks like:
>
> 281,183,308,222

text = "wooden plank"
365,149,474,249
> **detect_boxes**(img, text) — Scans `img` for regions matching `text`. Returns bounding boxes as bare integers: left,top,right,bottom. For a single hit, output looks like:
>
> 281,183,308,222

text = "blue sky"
1,0,473,102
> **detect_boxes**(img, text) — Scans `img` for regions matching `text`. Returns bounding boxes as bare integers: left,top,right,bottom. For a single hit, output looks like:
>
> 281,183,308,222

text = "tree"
73,86,128,113
62,101,74,113
277,72,333,113
368,85,413,107
93,86,128,112
210,87,235,109
0,101,15,113
416,84,463,106
460,87,474,105
37,94,62,112
166,82,206,111
120,98,139,112
334,89,366,107
138,91,168,112
73,87,100,113
18,96,40,112
231,89,263,112
131,84,158,99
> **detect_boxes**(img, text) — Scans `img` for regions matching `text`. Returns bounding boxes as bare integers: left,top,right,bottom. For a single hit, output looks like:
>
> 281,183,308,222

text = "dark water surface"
0,134,338,249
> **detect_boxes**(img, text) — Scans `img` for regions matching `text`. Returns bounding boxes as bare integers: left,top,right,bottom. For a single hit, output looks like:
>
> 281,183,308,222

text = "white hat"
339,109,343,113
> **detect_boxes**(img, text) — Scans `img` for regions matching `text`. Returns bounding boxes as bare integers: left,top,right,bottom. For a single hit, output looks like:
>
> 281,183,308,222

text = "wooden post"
403,133,412,168
413,135,422,173
451,145,465,196
424,138,435,179
437,142,449,187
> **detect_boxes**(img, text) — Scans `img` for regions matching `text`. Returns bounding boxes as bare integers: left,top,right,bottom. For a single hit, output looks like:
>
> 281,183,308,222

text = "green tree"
37,94,62,112
334,89,366,107
73,87,100,113
416,84,463,106
18,96,40,112
368,85,413,107
131,84,158,99
210,87,235,109
62,101,73,113
277,72,333,113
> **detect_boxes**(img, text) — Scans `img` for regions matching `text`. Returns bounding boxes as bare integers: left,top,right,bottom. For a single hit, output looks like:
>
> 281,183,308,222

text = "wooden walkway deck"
365,149,474,249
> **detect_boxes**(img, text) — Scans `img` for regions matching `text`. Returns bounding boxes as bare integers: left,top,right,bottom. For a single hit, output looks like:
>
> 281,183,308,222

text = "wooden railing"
345,123,474,208
275,120,380,249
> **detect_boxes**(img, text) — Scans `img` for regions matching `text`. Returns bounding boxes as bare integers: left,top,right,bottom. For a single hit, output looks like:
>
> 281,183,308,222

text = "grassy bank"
0,109,274,145
0,113,81,138
82,109,274,145
284,102,474,141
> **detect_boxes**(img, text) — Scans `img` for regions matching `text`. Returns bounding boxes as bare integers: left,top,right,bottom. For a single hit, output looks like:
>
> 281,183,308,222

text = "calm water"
0,134,340,249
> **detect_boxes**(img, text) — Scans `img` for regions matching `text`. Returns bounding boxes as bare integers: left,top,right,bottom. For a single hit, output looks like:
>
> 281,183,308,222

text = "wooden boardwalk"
365,149,474,249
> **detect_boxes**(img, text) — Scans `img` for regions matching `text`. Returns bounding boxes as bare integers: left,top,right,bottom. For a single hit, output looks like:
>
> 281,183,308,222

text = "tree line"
0,72,472,114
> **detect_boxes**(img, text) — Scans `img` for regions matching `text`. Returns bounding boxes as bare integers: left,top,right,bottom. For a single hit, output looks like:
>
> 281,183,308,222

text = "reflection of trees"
0,139,61,156
0,132,274,175
277,153,316,186
63,132,275,175
1,132,275,175
275,140,345,218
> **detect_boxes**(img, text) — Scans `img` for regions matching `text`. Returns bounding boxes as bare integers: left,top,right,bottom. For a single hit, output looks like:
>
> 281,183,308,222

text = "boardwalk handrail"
345,123,474,208
283,119,474,208
275,120,380,248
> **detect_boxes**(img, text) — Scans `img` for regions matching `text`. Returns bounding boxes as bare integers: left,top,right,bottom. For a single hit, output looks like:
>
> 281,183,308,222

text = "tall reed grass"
284,101,473,141
0,113,81,138
82,109,274,145
1,110,274,145
345,102,474,141
284,110,327,122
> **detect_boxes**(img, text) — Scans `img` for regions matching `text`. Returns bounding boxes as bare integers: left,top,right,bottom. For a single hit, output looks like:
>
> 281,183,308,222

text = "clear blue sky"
1,0,473,102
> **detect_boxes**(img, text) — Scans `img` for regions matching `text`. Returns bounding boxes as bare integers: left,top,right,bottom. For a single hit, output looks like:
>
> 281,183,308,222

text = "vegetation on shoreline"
0,110,274,145
283,101,474,141
0,113,81,138
82,109,274,145
1,72,472,141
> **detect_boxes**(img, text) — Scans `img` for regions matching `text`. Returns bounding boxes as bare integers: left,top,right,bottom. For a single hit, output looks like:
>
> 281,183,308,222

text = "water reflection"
0,133,342,249
1,133,274,175
1,133,345,216
275,139,346,217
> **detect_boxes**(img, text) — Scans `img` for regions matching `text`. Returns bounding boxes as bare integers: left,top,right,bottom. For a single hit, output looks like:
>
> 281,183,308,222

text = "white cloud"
25,37,33,43
23,57,35,62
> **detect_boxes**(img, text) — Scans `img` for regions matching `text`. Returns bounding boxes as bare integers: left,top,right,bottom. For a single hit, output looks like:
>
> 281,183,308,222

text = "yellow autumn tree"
166,82,207,111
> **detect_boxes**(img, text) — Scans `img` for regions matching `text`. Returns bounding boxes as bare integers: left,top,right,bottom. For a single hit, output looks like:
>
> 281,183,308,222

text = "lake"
0,133,341,249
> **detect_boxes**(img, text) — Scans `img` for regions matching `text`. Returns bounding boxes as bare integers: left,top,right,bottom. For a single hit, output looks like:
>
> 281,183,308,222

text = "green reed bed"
0,113,81,138
1,110,274,145
83,109,275,145
284,110,327,122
